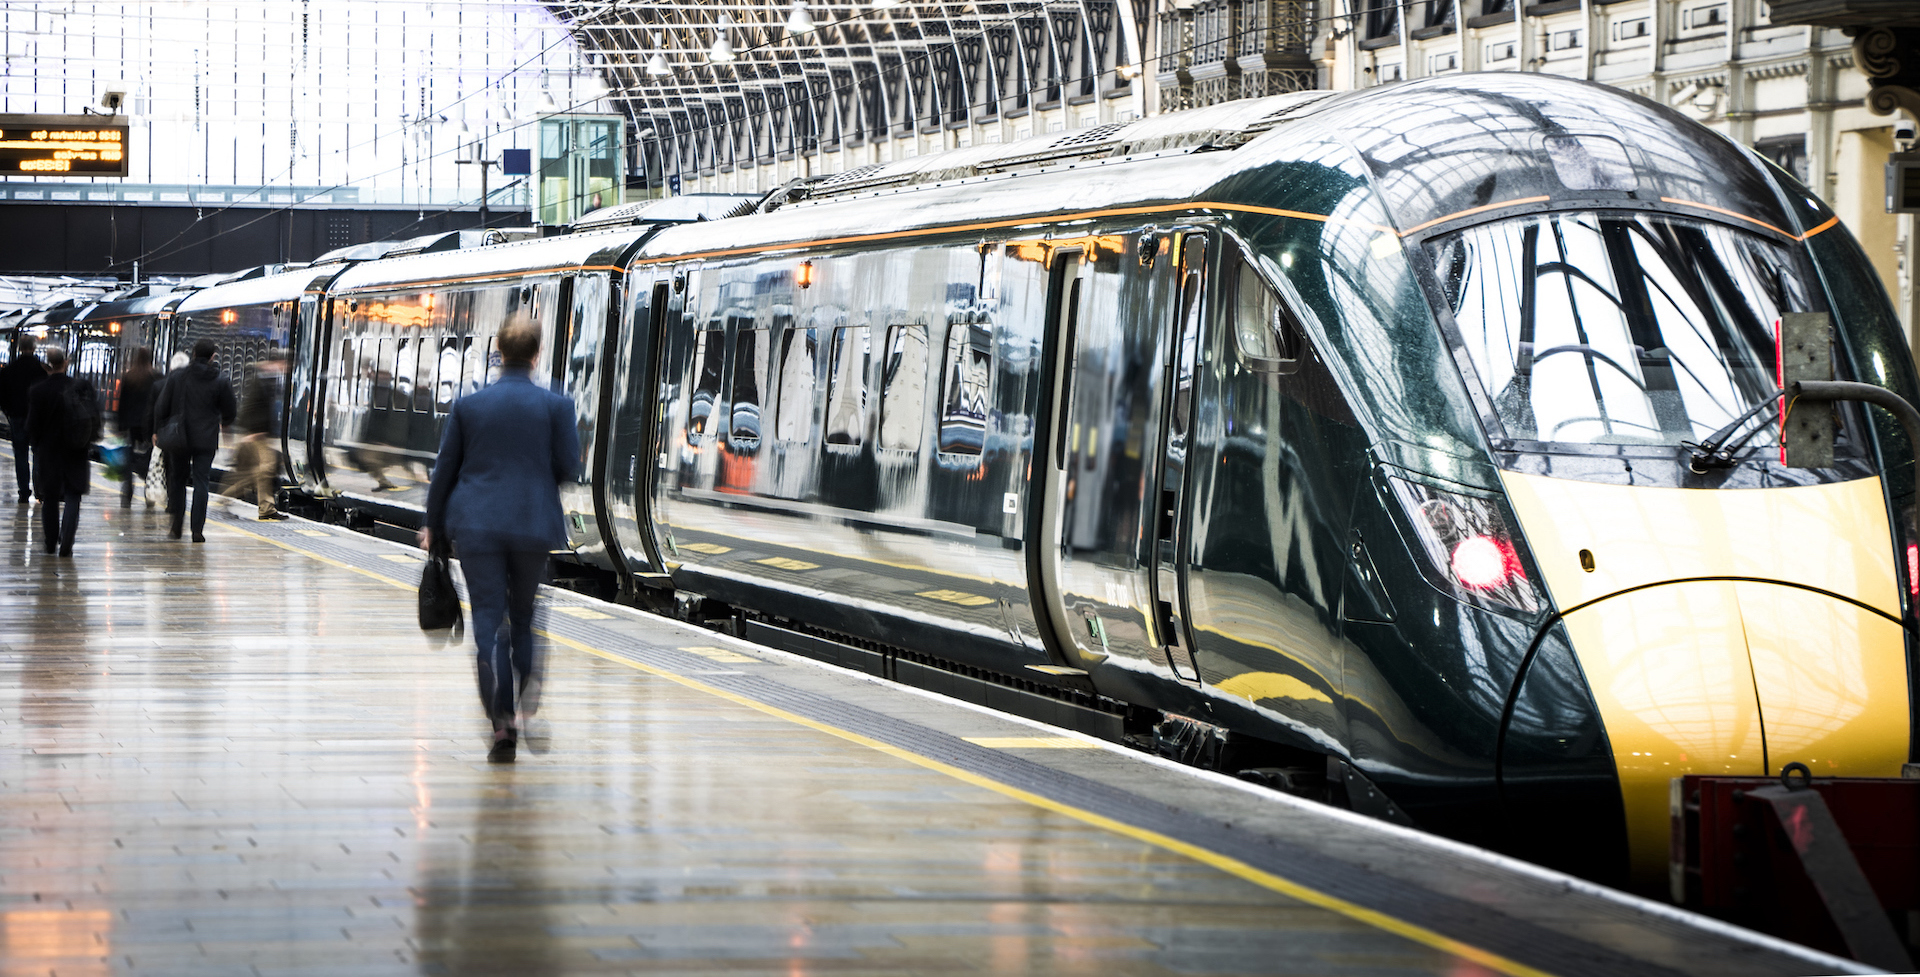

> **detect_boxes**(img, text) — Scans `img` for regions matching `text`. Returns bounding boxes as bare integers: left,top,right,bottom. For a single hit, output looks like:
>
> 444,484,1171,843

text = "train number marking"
1003,493,1019,514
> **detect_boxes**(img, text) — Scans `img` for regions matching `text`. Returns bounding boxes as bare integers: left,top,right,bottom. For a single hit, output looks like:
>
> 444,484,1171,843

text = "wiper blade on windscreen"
1683,389,1785,471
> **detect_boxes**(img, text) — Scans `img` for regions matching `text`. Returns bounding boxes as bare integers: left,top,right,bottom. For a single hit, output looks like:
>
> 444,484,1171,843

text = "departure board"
0,115,130,177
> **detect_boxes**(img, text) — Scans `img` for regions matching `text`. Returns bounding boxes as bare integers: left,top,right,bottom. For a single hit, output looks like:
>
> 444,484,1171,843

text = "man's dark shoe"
191,533,206,543
58,546,71,557
258,511,289,521
487,737,517,763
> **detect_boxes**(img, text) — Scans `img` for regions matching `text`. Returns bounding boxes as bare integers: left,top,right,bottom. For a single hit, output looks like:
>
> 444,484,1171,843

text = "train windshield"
1428,212,1812,451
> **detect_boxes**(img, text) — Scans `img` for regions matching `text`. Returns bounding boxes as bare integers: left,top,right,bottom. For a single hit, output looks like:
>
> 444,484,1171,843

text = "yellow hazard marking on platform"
918,588,995,607
554,606,614,620
210,515,1558,977
753,556,819,571
683,646,758,664
680,542,731,554
964,736,1101,749
296,530,329,537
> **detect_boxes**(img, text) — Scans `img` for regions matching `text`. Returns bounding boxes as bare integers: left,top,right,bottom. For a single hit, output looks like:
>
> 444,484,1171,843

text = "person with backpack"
2,334,48,504
152,339,236,542
24,345,99,557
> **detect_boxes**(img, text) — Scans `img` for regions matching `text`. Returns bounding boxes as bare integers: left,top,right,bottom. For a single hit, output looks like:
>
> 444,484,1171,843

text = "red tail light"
1907,542,1917,598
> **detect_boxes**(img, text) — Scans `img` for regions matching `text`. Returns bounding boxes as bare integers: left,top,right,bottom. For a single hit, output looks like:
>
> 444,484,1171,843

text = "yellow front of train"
1507,472,1908,885
1427,204,1915,888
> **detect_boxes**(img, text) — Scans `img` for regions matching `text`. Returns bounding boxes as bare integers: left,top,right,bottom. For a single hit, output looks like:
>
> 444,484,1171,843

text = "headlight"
1384,475,1541,615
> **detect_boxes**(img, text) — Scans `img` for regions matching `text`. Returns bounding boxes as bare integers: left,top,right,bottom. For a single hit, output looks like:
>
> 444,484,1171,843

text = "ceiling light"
646,53,672,76
786,1,817,35
539,89,559,113
708,35,736,62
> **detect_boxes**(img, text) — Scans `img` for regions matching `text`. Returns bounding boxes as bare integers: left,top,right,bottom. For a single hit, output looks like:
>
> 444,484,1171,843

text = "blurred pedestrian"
1,335,47,504
219,348,288,520
420,321,579,763
24,346,98,556
152,339,236,542
114,346,159,509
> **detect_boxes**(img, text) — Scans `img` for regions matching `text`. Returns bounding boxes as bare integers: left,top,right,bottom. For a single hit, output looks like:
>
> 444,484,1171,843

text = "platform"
0,447,1873,976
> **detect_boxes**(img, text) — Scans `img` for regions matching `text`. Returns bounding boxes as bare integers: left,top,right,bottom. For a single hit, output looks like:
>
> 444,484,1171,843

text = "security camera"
98,80,129,114
1897,119,1918,143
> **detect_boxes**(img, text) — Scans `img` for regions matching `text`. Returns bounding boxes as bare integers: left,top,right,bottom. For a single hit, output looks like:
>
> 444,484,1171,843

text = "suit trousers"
41,488,80,552
166,449,215,535
7,417,28,500
462,548,548,730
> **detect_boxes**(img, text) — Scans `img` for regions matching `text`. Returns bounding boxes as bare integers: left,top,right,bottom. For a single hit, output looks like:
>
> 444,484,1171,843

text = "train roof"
172,264,347,316
637,74,1816,262
1287,72,1821,244
72,286,193,323
327,226,650,294
21,297,97,329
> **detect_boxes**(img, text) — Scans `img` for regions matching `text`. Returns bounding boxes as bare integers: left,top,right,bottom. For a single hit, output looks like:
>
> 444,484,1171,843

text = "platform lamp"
456,141,502,229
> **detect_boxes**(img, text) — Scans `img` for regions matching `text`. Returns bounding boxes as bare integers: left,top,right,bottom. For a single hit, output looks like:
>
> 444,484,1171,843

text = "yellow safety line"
180,513,1551,977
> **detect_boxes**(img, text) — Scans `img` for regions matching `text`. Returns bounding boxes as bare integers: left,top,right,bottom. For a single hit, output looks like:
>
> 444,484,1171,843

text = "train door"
605,278,675,576
1027,250,1096,669
551,273,616,570
284,293,321,487
1148,234,1208,682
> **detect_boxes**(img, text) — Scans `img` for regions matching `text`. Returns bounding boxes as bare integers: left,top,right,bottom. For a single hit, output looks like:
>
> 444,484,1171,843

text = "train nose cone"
1501,471,1910,886
1558,580,1906,883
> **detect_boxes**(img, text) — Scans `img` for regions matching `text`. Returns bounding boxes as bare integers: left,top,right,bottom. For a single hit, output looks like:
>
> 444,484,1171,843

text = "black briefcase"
418,536,464,636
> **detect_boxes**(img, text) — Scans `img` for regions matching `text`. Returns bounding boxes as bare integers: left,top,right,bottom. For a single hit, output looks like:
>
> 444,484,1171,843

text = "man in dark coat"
24,346,95,556
1,335,48,504
421,321,580,762
152,338,236,542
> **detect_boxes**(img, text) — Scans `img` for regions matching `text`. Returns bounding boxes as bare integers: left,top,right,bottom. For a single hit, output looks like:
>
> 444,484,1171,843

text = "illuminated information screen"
0,115,130,177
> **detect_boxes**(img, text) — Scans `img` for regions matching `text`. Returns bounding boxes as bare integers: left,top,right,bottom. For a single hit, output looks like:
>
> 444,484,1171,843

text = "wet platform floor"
0,451,1870,976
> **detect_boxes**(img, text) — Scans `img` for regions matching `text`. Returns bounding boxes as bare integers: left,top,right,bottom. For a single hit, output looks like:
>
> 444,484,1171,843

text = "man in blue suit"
421,321,580,763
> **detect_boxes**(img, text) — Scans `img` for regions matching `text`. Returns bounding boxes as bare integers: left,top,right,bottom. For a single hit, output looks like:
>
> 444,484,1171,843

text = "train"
6,73,1914,894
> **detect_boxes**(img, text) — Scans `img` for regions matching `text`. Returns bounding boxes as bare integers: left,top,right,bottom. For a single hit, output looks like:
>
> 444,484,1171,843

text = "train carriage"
589,73,1919,888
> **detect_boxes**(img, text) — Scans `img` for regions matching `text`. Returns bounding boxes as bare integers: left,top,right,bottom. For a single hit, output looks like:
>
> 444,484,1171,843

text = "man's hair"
497,322,540,364
41,346,67,370
131,346,153,368
16,335,35,355
192,338,217,362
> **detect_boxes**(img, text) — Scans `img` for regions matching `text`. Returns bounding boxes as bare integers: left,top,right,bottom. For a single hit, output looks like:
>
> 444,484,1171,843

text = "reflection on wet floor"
0,480,1480,976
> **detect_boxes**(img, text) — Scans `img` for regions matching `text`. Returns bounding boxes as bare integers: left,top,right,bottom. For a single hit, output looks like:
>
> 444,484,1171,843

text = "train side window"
937,316,993,456
1228,250,1305,372
687,327,726,444
729,327,764,451
825,325,870,446
774,325,817,443
393,336,416,411
375,337,397,411
879,322,929,451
